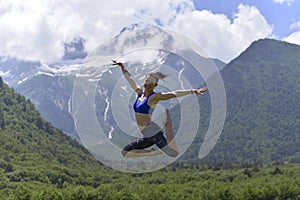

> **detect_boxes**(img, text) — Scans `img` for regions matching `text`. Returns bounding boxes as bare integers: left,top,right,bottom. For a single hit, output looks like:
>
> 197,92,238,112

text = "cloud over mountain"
1,1,299,63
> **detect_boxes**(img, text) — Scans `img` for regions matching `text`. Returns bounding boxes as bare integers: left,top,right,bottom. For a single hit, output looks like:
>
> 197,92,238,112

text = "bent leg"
122,138,162,157
154,132,178,157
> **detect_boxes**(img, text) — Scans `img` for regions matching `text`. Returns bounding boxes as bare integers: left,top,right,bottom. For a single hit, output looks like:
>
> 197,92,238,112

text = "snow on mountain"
0,23,226,140
0,56,40,87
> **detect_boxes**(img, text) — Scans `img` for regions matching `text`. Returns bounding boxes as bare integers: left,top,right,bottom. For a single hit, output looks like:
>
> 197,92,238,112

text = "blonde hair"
147,72,168,83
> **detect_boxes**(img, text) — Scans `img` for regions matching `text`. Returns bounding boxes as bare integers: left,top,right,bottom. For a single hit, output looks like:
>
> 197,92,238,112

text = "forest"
1,163,300,199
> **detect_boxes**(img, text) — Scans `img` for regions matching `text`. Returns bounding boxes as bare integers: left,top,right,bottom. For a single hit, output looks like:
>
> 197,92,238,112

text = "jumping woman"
112,60,208,157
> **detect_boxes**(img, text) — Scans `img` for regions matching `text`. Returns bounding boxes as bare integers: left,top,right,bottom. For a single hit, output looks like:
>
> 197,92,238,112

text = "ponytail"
148,72,169,83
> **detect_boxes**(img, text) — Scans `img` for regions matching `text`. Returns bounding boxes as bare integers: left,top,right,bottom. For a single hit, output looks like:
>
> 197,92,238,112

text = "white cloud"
283,31,300,45
0,0,193,63
273,0,294,6
169,4,273,62
290,20,300,30
0,1,274,63
282,20,300,46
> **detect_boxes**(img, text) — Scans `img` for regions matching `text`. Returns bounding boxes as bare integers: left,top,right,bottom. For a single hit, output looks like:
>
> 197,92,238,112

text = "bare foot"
149,150,163,156
149,148,156,152
125,149,163,157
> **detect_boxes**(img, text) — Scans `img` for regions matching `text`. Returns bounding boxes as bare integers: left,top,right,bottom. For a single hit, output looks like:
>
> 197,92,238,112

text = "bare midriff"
135,112,152,131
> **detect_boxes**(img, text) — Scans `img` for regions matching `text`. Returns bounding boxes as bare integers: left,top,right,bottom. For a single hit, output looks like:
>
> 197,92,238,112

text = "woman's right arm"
112,60,142,94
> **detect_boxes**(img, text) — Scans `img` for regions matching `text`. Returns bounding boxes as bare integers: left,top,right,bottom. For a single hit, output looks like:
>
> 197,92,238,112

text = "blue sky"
193,0,300,38
0,0,299,63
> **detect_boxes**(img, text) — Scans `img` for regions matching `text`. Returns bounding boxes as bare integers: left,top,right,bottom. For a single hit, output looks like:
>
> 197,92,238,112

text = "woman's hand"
193,86,208,95
112,60,125,68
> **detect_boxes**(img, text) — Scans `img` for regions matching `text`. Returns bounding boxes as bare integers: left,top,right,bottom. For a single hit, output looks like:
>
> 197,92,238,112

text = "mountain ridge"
185,38,300,163
236,38,300,63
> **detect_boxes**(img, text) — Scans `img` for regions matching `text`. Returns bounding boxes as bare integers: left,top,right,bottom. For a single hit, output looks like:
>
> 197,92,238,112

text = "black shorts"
122,131,178,157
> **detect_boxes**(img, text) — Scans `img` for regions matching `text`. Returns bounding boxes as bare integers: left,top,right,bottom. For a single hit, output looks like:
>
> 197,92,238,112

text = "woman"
112,60,208,157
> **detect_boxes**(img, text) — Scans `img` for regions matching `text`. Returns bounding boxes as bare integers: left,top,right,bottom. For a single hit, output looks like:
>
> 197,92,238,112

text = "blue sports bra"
133,92,155,114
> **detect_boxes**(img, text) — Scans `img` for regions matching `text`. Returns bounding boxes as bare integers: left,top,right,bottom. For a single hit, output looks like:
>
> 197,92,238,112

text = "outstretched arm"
155,86,208,101
112,60,142,94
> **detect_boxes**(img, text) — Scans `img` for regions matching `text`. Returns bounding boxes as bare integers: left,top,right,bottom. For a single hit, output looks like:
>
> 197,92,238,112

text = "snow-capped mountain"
0,24,225,139
0,37,87,86
0,56,41,87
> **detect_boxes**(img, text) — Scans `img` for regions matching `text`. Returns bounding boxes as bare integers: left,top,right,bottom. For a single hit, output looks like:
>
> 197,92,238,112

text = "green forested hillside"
0,77,108,192
15,74,76,136
187,39,300,163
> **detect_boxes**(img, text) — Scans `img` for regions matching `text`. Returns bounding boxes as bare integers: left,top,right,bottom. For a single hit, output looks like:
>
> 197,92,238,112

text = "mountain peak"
200,37,300,163
235,38,300,63
119,22,155,33
250,38,300,51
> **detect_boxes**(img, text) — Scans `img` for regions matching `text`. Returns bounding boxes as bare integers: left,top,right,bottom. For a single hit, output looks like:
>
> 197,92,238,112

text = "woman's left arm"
155,86,208,101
